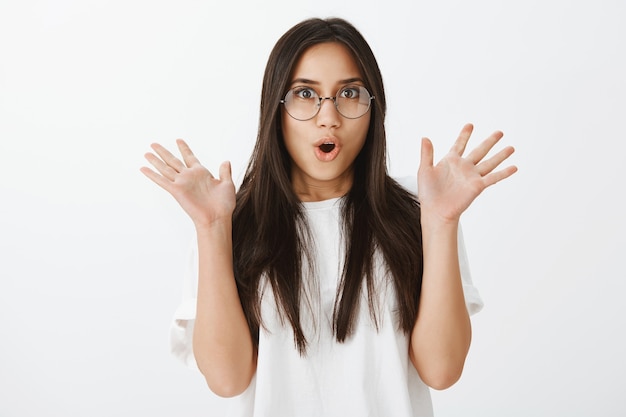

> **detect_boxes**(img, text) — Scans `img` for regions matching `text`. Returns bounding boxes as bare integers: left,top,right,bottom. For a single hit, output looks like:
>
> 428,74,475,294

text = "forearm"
192,219,256,397
409,211,471,390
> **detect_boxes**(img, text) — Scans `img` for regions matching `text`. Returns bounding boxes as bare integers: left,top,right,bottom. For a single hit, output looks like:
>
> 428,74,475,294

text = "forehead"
290,42,363,84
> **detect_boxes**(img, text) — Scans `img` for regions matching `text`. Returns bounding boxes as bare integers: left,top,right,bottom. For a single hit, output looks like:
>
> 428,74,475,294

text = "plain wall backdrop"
1,0,624,416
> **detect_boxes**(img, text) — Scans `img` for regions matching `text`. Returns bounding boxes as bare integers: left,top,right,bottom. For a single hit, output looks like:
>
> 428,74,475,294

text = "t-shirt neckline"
301,196,343,210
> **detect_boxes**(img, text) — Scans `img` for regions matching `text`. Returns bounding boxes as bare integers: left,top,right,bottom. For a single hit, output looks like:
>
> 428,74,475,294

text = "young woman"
141,17,516,417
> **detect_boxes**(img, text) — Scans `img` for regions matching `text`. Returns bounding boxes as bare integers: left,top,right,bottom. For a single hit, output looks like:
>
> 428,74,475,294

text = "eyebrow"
289,77,365,87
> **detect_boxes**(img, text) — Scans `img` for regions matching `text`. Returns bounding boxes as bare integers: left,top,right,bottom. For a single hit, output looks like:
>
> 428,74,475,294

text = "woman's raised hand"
140,139,236,229
417,123,517,224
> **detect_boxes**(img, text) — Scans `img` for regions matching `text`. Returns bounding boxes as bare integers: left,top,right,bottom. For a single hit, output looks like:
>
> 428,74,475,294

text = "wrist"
419,206,460,230
195,216,233,237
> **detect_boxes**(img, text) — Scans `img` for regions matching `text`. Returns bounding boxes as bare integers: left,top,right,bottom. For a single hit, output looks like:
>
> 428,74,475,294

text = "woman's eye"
294,88,315,99
340,87,360,99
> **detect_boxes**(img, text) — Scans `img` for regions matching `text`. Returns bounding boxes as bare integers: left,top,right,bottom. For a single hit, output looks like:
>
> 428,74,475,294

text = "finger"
218,161,233,182
419,137,434,170
449,123,474,156
144,152,179,181
176,139,202,169
476,145,515,176
139,166,174,191
151,143,187,173
466,130,504,165
482,165,518,187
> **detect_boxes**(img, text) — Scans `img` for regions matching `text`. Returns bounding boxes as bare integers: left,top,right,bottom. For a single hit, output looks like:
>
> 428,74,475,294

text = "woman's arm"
409,215,470,390
192,219,256,397
141,140,256,397
409,124,517,389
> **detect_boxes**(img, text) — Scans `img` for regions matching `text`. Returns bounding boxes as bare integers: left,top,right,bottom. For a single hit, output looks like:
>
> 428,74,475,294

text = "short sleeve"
169,238,199,369
168,240,258,413
457,225,483,315
394,175,483,316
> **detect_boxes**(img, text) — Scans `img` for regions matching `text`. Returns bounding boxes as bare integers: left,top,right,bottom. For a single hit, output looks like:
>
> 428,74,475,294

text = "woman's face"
281,41,371,202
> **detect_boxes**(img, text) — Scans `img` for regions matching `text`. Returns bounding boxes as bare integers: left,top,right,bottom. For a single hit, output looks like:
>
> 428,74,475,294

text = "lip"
313,136,341,162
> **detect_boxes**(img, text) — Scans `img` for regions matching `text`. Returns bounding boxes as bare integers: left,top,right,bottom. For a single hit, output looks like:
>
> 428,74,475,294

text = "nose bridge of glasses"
316,96,341,118
317,96,337,107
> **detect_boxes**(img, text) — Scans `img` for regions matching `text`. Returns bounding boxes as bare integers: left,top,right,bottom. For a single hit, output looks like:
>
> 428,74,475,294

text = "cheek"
281,110,302,141
353,115,371,149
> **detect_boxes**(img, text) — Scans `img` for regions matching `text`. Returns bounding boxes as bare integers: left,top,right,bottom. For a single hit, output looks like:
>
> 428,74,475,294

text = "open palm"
417,124,517,223
140,139,236,228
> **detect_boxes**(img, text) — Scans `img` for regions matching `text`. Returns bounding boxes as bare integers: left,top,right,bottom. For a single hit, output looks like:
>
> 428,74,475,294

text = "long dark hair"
232,17,423,354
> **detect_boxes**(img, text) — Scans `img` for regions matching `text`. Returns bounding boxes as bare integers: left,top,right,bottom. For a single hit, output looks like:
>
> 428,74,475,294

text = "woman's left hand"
417,123,517,223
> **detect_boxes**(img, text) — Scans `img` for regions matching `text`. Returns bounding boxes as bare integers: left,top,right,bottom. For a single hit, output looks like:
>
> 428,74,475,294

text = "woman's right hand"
140,139,236,229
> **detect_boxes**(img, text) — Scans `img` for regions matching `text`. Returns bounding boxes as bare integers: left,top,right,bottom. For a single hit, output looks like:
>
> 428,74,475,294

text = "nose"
316,97,341,128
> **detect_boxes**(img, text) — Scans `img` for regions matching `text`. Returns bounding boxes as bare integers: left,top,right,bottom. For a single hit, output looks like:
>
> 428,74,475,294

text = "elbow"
196,359,254,397
192,339,256,398
420,366,464,390
410,350,466,390
204,376,251,398
194,354,256,398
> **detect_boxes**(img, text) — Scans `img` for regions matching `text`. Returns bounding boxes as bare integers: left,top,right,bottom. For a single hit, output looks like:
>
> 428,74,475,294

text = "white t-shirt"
170,177,483,417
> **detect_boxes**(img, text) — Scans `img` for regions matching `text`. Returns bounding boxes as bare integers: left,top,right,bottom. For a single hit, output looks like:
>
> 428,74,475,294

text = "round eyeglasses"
280,85,374,121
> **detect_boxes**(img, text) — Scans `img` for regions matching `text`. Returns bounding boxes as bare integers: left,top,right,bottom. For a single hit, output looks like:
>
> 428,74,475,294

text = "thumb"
419,137,434,170
218,161,232,182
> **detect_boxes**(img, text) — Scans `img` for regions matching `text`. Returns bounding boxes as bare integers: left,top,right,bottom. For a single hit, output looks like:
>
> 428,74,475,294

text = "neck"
292,170,353,202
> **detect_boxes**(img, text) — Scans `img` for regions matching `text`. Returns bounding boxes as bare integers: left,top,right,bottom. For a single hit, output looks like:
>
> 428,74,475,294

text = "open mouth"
319,143,336,153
